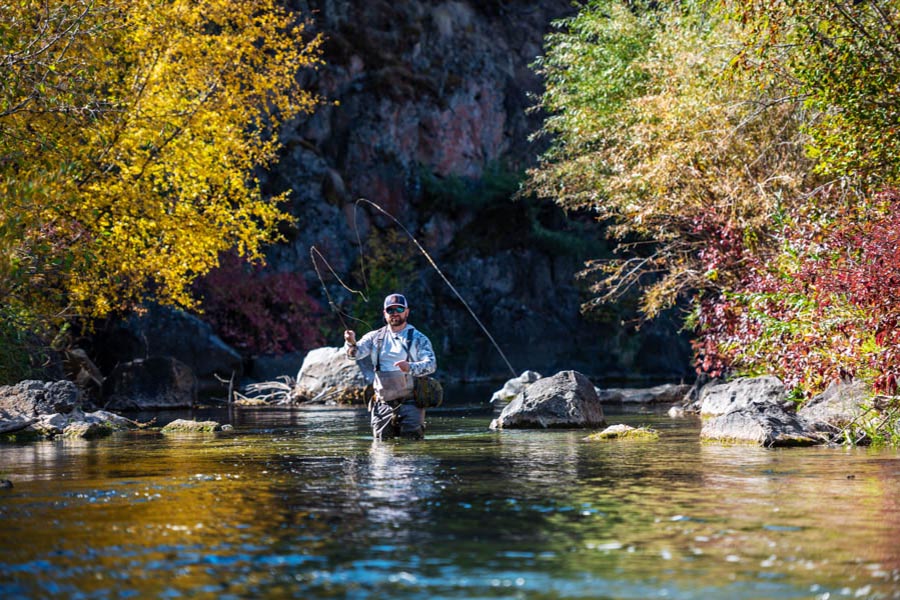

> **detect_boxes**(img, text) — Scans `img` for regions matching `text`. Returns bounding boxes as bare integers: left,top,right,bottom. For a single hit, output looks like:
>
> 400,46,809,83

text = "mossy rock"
63,422,115,440
584,424,660,442
160,419,222,433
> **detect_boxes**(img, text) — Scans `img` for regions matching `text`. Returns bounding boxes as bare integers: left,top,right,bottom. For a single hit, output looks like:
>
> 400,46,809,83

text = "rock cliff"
258,0,693,381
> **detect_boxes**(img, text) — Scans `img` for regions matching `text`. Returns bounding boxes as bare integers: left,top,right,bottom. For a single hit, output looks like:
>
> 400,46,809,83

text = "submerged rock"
667,405,689,418
584,424,659,441
160,419,222,433
489,370,605,429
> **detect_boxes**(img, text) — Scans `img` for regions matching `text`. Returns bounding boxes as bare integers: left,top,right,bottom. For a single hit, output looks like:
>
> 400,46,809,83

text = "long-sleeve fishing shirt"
345,324,437,378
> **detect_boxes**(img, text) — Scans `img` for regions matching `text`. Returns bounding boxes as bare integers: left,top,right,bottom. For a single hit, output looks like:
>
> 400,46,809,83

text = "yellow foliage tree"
0,0,323,329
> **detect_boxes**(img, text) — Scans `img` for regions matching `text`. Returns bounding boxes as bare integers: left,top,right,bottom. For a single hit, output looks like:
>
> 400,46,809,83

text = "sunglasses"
385,306,406,314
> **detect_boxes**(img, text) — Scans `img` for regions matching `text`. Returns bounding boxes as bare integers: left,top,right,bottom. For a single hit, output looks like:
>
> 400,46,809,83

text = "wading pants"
371,399,425,440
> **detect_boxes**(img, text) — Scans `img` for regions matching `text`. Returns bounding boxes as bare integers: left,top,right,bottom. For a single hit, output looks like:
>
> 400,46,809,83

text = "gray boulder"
0,380,80,417
490,370,542,404
698,376,819,447
596,383,691,404
0,414,35,434
29,410,124,439
700,376,787,416
102,357,198,410
293,347,374,404
679,374,723,412
489,370,606,429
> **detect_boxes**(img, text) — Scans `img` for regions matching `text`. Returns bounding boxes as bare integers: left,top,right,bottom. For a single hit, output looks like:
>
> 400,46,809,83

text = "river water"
1,390,899,599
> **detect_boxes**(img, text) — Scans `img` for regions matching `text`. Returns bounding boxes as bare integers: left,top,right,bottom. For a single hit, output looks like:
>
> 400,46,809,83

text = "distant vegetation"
528,0,900,397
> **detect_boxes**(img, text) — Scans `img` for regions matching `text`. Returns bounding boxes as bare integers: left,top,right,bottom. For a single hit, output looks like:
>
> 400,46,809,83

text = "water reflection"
363,442,436,531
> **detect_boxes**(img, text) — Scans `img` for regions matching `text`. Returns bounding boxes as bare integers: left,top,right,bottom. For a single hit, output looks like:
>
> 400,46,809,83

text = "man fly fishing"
344,293,437,440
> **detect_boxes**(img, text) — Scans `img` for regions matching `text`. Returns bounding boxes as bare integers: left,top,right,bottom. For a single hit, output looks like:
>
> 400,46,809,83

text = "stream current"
1,388,899,599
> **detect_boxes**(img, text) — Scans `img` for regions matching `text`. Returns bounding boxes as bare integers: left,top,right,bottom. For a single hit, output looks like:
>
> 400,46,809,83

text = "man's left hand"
394,360,410,373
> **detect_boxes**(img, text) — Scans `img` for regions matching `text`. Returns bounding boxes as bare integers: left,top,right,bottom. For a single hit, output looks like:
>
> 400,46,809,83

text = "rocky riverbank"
3,343,886,448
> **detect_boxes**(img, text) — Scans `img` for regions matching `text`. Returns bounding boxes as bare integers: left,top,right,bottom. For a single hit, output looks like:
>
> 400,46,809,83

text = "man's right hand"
344,330,357,346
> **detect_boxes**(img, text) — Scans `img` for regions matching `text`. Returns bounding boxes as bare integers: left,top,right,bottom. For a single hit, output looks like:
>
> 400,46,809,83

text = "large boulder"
489,370,606,429
0,380,80,417
698,376,819,447
596,383,692,404
102,356,198,410
490,370,542,404
293,346,374,404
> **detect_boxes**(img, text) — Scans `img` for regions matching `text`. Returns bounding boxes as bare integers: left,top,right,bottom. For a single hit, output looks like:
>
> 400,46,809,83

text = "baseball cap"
383,293,408,309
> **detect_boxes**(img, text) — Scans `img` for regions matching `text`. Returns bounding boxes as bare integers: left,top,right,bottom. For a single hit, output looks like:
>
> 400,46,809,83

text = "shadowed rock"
1,383,144,442
595,383,691,405
0,380,79,417
701,404,819,447
102,357,197,410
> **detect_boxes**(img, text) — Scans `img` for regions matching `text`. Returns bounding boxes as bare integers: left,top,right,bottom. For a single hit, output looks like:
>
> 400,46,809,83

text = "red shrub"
694,188,900,395
195,252,324,355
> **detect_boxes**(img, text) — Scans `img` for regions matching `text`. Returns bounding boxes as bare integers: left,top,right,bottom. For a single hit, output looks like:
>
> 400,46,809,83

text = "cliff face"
258,0,692,381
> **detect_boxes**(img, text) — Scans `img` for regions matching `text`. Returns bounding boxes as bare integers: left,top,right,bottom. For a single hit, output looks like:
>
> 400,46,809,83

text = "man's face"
384,305,408,327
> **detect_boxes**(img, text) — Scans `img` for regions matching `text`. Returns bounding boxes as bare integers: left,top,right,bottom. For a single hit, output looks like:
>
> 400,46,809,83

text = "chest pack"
374,327,443,408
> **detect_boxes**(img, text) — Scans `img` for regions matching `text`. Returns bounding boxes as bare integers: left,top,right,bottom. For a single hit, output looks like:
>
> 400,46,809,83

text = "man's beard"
388,314,407,327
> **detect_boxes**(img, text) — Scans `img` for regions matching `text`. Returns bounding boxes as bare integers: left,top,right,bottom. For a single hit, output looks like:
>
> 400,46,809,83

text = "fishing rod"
309,245,373,333
310,198,518,378
353,197,518,378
